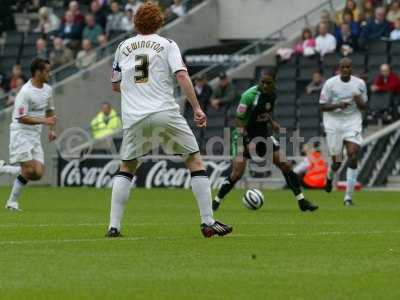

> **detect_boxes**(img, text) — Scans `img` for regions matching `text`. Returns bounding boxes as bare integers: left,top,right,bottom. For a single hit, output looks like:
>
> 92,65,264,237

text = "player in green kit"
212,73,318,212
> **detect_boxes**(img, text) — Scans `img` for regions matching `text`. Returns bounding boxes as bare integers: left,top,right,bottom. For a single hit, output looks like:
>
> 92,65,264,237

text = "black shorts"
231,129,280,160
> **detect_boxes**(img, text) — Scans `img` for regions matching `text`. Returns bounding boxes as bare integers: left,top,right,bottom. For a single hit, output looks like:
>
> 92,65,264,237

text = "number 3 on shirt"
134,54,149,83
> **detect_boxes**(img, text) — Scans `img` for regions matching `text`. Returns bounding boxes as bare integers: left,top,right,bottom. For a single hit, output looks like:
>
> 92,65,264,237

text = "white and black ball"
242,188,264,210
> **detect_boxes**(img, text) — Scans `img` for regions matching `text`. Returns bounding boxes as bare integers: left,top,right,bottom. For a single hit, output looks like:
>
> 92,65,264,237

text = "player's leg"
272,150,318,212
0,160,21,175
185,152,232,237
162,109,232,237
6,160,44,211
213,157,246,211
106,159,138,237
325,129,344,193
106,120,147,237
343,141,360,206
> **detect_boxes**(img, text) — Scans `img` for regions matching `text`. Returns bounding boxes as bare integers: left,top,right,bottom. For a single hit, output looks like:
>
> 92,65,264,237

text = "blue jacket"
360,20,391,40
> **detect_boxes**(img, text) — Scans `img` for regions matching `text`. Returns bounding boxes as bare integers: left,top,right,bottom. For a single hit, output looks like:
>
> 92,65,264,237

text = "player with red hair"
106,3,233,238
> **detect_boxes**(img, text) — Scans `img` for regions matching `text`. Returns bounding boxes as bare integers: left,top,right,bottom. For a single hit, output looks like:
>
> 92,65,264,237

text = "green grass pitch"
0,187,399,300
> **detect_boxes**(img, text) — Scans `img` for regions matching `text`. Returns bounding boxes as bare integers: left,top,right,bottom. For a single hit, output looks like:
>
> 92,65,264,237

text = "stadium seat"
298,67,318,81
347,53,366,66
276,94,296,105
299,105,320,117
276,66,296,80
390,41,400,55
274,105,296,118
299,94,319,105
298,56,320,67
368,54,389,68
277,117,296,129
367,40,389,54
276,79,296,92
300,128,321,141
369,93,392,111
299,117,320,128
322,53,342,67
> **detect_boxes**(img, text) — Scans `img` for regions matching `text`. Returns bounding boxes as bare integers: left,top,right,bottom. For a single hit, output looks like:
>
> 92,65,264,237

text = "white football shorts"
323,116,363,156
120,109,199,160
9,129,44,164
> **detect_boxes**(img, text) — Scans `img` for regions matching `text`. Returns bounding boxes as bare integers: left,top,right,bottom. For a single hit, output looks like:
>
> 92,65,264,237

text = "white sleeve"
14,90,29,119
46,88,55,112
111,44,122,83
167,41,187,74
319,81,331,104
359,80,368,103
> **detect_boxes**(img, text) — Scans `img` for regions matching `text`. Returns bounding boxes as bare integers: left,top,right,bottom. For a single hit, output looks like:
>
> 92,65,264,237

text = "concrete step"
387,176,400,184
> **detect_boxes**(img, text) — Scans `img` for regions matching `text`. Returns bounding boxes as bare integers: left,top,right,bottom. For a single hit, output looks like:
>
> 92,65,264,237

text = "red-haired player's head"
134,3,164,35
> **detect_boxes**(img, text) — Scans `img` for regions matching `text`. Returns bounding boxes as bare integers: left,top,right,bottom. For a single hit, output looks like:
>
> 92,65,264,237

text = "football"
242,188,264,210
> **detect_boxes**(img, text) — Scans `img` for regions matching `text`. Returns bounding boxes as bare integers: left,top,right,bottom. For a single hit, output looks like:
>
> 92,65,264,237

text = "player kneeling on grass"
320,57,367,206
106,3,232,238
0,58,57,211
212,73,318,212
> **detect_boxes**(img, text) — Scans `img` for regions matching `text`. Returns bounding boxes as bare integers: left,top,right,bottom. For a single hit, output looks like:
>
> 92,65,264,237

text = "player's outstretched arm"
176,70,206,127
45,109,57,141
320,102,350,112
18,115,57,126
112,82,121,93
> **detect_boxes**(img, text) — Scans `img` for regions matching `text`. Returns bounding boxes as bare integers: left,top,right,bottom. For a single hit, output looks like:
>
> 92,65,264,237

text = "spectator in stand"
315,22,337,57
90,102,122,139
318,10,336,34
194,75,212,112
35,38,49,60
50,37,73,69
121,9,135,32
6,77,24,107
361,0,375,22
336,23,358,56
360,7,391,43
336,0,361,24
7,64,25,92
90,0,108,30
97,34,113,57
106,1,125,36
293,28,317,57
210,73,238,111
337,11,361,37
34,6,60,35
125,0,143,14
371,64,400,94
306,71,324,95
390,18,400,40
59,10,82,49
83,14,103,46
387,1,400,24
76,39,97,69
169,0,186,17
65,0,85,27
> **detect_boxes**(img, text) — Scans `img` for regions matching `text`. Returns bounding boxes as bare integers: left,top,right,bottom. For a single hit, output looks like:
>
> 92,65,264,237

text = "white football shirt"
319,75,367,125
111,33,187,129
11,80,54,133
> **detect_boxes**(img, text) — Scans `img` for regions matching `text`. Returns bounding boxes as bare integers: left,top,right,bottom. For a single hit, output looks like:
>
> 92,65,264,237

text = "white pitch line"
0,230,399,246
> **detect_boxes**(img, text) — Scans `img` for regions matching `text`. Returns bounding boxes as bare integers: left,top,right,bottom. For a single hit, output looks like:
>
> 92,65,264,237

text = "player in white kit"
319,58,367,206
105,3,232,238
0,58,57,210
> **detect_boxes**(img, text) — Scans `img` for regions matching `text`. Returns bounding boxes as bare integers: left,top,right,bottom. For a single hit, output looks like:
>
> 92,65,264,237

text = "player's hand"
353,94,363,105
271,121,280,133
194,108,207,128
48,130,57,142
211,99,220,110
337,102,350,110
44,116,57,126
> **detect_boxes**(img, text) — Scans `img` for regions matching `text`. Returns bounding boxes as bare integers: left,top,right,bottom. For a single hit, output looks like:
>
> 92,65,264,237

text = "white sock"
109,172,134,230
0,165,21,175
191,171,215,226
8,175,28,204
345,167,358,201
